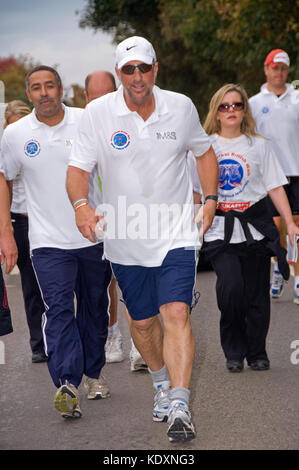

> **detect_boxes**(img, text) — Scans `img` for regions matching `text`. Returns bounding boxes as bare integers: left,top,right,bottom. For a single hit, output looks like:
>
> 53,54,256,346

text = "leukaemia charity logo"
110,131,130,150
219,159,243,190
217,151,250,211
24,140,41,157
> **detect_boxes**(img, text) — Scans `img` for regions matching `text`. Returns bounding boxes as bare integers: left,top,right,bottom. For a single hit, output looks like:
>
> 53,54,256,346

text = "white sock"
294,276,299,290
108,321,121,337
273,261,279,272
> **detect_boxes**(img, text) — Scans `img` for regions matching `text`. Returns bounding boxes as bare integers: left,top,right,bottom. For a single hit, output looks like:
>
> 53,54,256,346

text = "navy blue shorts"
112,247,198,321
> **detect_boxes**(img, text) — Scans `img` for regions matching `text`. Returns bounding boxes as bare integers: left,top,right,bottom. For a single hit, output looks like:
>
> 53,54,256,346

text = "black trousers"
0,269,13,336
11,212,45,354
211,249,271,364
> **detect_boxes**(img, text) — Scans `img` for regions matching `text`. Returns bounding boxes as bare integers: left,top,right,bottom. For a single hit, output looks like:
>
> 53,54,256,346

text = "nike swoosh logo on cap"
126,46,136,51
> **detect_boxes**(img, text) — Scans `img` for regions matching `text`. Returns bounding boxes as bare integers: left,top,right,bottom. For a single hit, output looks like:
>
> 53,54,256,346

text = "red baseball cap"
264,49,290,68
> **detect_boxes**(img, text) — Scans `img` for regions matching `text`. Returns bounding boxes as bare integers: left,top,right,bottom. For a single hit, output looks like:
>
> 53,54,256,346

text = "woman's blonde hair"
204,83,260,137
3,100,31,129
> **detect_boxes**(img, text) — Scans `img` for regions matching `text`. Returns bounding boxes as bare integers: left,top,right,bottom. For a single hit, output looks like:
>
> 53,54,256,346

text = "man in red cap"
250,49,299,304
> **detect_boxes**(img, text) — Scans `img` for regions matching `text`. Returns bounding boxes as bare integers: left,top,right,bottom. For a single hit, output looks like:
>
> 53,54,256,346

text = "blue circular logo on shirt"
219,159,244,191
110,131,130,150
24,140,41,157
262,106,269,114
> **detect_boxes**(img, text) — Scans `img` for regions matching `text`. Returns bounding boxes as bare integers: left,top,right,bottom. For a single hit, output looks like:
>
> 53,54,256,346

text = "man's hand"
75,203,104,242
194,199,217,239
0,228,18,274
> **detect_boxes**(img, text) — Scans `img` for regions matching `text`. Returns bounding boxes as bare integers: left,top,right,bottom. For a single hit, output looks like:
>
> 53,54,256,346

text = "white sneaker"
294,284,299,305
167,400,196,442
129,342,148,372
270,270,284,298
105,332,125,363
84,374,111,400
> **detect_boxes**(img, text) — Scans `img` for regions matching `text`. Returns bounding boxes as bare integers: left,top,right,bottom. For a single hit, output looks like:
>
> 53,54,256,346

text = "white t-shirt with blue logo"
0,105,97,251
204,134,287,243
249,83,299,176
69,85,211,266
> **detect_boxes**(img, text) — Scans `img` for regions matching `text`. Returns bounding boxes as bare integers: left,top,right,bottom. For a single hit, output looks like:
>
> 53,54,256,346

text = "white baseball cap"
115,36,157,70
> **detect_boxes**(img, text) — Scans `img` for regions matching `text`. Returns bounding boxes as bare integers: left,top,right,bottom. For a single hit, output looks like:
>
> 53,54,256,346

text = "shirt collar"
115,85,168,118
261,82,293,98
28,103,68,129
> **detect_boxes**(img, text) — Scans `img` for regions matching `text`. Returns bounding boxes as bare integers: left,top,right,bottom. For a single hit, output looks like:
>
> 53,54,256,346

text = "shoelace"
154,389,169,408
168,401,190,421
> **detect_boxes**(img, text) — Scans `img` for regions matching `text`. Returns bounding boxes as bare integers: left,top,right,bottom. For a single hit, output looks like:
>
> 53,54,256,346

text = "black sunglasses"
218,102,244,112
121,63,154,75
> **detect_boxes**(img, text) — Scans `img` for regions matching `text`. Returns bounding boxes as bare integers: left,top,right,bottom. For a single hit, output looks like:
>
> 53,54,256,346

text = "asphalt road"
0,263,298,454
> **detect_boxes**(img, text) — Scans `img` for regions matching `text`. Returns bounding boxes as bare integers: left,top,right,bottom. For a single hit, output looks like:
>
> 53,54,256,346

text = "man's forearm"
195,146,219,198
66,165,90,206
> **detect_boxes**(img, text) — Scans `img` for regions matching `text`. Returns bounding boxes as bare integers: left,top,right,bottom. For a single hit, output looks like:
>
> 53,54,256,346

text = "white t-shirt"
187,152,201,195
0,105,96,251
69,85,211,266
249,83,299,176
204,134,288,243
10,177,27,214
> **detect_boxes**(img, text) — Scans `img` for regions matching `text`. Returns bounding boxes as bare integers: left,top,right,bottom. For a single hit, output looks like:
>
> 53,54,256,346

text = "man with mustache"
0,65,112,419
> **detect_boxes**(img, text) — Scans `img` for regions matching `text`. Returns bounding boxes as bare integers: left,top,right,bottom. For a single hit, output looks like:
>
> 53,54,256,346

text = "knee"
160,302,190,330
132,316,156,336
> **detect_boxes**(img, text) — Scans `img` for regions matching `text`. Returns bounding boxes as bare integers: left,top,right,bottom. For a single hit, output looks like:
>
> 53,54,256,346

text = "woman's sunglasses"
218,102,244,113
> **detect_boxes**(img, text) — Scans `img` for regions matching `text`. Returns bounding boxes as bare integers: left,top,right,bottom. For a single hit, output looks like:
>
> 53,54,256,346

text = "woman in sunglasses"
202,83,299,373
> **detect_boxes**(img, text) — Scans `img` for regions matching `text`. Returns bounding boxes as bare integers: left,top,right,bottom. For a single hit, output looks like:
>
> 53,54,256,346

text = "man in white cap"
250,49,299,304
67,36,218,442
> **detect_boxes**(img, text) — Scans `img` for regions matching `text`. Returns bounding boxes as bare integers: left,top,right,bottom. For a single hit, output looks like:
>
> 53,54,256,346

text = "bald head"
85,70,116,103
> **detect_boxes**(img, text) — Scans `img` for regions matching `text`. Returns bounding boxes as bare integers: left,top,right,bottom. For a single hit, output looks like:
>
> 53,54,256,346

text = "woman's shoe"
249,359,270,371
226,360,244,373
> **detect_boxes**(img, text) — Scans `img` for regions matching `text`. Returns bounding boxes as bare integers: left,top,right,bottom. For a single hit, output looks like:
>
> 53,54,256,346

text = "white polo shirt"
0,105,96,251
204,134,287,243
249,83,299,176
69,85,211,266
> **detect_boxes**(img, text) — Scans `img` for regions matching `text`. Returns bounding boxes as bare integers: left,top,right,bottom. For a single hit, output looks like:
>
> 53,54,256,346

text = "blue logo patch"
110,131,130,150
24,140,41,157
219,159,244,191
262,106,269,114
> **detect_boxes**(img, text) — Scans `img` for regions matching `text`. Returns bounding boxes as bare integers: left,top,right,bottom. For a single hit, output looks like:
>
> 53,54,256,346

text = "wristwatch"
204,195,218,203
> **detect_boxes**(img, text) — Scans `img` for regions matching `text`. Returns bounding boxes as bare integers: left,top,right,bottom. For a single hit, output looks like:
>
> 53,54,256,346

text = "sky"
0,0,116,95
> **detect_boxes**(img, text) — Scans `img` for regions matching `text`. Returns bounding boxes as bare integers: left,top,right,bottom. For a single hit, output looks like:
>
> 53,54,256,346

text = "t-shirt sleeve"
69,107,98,173
261,139,288,191
0,132,21,180
187,100,211,157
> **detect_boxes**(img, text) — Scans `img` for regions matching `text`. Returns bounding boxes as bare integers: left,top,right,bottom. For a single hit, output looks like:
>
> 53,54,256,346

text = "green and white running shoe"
167,400,196,442
54,381,82,419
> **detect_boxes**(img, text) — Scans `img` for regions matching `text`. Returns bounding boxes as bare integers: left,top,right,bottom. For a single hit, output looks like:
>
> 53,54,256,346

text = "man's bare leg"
159,301,195,389
130,315,164,371
159,301,196,441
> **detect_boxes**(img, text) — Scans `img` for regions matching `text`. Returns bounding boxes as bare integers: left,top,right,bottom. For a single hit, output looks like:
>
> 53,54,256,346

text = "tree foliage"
77,0,299,118
0,55,41,105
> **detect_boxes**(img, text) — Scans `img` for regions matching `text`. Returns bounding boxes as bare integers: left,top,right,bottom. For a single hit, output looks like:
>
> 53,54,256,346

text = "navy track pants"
31,244,112,388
